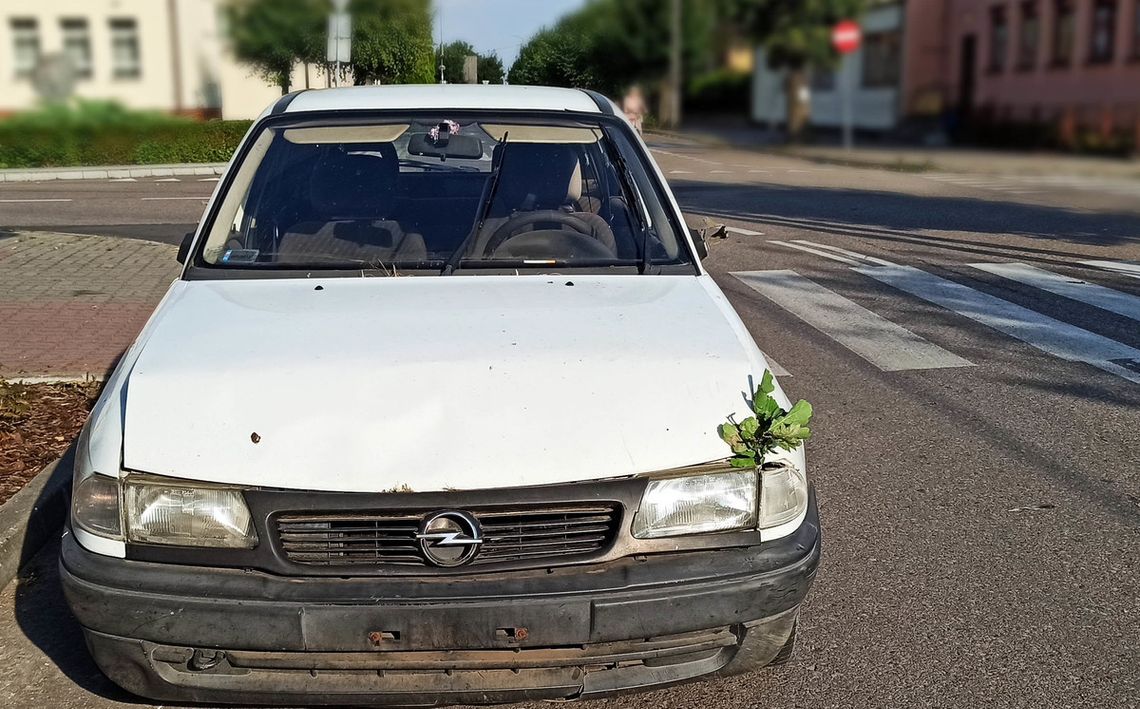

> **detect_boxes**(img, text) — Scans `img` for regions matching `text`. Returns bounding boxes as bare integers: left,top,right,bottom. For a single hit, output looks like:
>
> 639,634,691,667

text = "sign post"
327,0,352,87
831,20,862,151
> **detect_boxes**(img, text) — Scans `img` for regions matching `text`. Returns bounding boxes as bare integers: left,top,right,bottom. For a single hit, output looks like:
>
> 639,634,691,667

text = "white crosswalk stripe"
856,265,1140,384
733,270,973,372
1078,260,1140,280
971,262,1140,321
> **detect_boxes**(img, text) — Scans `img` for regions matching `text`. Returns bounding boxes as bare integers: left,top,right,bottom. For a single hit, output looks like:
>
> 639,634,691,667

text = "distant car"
61,85,819,706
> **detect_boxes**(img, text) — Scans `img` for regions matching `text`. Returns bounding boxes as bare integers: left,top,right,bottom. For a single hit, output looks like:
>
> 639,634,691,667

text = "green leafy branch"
718,370,813,468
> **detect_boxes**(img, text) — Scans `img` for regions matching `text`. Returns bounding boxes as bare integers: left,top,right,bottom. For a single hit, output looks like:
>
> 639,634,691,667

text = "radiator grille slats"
276,503,621,569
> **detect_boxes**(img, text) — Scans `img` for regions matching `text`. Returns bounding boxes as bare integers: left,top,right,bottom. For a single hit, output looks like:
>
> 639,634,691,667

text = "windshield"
198,115,692,274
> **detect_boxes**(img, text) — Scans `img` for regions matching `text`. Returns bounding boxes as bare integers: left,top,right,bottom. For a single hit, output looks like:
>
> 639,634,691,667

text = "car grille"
275,503,622,568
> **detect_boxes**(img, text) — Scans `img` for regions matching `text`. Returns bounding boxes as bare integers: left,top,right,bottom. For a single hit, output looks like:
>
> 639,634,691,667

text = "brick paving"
0,232,177,378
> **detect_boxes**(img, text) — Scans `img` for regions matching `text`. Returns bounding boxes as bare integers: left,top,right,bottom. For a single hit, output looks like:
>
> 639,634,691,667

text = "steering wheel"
489,230,616,260
482,210,612,257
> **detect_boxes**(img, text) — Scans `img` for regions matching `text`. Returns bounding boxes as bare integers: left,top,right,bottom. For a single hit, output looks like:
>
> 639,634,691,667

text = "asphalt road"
2,140,1138,708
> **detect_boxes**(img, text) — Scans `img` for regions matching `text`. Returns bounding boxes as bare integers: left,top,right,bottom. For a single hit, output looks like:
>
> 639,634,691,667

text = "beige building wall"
0,0,312,119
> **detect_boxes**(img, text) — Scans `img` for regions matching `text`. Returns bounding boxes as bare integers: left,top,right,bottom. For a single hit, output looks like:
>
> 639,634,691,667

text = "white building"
0,0,318,120
751,2,909,132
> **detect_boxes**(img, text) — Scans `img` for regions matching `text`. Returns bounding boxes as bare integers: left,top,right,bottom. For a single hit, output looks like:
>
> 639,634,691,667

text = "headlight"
759,463,808,530
632,469,758,538
123,477,258,548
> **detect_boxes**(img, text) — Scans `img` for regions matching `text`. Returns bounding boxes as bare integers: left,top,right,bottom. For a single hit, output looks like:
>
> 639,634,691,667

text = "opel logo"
415,511,483,567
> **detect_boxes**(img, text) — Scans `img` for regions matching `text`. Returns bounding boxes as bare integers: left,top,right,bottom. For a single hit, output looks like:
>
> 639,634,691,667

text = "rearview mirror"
407,132,484,160
177,232,194,264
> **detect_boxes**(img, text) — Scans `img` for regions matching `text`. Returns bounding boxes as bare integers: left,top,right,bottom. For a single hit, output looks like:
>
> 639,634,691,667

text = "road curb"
0,163,227,183
0,448,73,590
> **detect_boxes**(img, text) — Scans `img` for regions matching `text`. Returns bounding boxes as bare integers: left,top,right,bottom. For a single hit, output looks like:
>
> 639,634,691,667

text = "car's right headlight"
122,476,258,549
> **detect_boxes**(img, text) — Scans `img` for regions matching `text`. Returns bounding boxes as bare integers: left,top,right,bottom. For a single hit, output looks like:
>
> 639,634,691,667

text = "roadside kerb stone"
0,450,72,591
0,162,227,183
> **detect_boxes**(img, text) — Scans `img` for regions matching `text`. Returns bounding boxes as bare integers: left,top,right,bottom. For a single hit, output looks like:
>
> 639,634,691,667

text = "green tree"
733,0,866,139
508,0,726,122
436,41,507,85
224,0,325,94
349,0,435,85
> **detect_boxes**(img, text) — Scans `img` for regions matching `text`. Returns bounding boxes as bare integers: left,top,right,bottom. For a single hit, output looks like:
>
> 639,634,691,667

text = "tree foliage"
718,370,813,467
733,0,866,70
349,0,435,85
224,0,324,93
223,0,435,92
509,0,729,96
437,41,505,85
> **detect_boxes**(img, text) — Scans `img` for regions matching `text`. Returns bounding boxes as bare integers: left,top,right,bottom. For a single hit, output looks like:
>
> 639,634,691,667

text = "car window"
198,116,691,274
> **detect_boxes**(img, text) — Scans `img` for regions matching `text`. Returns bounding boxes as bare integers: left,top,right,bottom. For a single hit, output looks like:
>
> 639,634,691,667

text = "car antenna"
441,132,509,275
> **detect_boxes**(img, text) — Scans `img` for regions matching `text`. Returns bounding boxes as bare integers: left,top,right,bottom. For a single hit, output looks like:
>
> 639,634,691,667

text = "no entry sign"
832,20,862,54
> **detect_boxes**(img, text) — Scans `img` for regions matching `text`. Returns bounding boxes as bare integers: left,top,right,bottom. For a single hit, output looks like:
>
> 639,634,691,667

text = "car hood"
120,274,777,492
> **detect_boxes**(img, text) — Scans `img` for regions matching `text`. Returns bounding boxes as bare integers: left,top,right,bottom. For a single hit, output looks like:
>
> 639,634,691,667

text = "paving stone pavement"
0,232,177,378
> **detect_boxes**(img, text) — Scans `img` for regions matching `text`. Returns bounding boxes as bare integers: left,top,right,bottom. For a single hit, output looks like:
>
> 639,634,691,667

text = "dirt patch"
0,378,99,505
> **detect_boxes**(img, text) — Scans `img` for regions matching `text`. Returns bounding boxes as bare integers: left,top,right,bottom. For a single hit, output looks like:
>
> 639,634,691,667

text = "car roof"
281,85,606,115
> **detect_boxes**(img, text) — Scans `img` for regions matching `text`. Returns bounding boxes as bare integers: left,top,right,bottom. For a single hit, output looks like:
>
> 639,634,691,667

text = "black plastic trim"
122,474,773,577
582,89,617,115
269,89,307,115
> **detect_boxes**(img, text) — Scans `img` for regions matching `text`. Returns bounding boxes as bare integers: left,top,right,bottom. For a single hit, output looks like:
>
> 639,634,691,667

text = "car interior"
205,119,665,269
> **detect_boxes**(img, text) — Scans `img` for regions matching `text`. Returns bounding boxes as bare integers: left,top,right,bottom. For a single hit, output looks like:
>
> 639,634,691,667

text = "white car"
62,85,819,705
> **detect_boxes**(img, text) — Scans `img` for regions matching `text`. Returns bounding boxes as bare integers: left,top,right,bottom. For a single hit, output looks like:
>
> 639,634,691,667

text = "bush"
685,69,751,114
0,101,252,168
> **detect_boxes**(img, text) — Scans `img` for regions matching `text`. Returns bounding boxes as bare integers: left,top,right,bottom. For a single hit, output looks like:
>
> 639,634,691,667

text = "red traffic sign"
831,20,862,54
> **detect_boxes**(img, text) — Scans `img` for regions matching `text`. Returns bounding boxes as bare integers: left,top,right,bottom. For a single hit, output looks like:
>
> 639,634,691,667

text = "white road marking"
760,353,791,377
198,177,220,182
748,169,771,174
110,178,137,182
971,262,1140,322
790,240,897,266
769,240,860,265
734,270,973,372
857,265,1140,384
155,177,181,182
709,170,734,174
726,226,764,237
669,170,694,174
1078,260,1140,280
140,196,210,201
0,198,72,203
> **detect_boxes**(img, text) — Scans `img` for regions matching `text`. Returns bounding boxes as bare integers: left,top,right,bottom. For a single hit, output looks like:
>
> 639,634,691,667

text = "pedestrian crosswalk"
731,251,1140,385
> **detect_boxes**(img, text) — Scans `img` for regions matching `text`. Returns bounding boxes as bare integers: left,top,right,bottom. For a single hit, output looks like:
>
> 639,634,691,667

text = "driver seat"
470,144,616,258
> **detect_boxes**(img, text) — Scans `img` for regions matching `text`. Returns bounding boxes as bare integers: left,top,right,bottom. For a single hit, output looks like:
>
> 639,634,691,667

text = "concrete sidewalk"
0,232,177,378
0,163,227,183
657,125,1140,180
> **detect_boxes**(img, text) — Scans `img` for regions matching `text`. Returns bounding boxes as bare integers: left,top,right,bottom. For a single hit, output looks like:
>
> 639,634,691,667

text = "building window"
10,18,39,80
861,30,901,88
989,5,1008,72
61,18,92,80
1017,1,1040,69
1052,0,1076,65
110,18,141,79
1089,0,1117,63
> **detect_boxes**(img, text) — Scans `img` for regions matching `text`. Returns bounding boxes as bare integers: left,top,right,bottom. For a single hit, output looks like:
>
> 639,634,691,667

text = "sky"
432,0,588,69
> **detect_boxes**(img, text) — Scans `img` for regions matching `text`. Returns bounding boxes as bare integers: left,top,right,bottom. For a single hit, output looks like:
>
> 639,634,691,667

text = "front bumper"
61,490,819,705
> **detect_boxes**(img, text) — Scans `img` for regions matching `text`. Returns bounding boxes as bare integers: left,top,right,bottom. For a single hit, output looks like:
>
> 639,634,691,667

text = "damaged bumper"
61,491,819,706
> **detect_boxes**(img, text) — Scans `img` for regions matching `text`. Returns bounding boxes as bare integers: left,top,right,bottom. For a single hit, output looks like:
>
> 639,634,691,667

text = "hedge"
0,120,252,168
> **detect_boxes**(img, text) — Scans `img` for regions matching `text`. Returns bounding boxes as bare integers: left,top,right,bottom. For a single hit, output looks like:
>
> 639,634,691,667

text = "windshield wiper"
441,133,509,275
605,135,653,274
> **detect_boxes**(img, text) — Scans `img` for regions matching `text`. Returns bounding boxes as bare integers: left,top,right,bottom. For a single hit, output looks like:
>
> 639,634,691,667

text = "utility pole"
669,0,682,128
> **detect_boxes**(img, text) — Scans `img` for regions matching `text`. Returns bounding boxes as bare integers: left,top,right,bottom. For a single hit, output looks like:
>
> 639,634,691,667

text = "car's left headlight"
123,477,258,549
632,468,758,539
